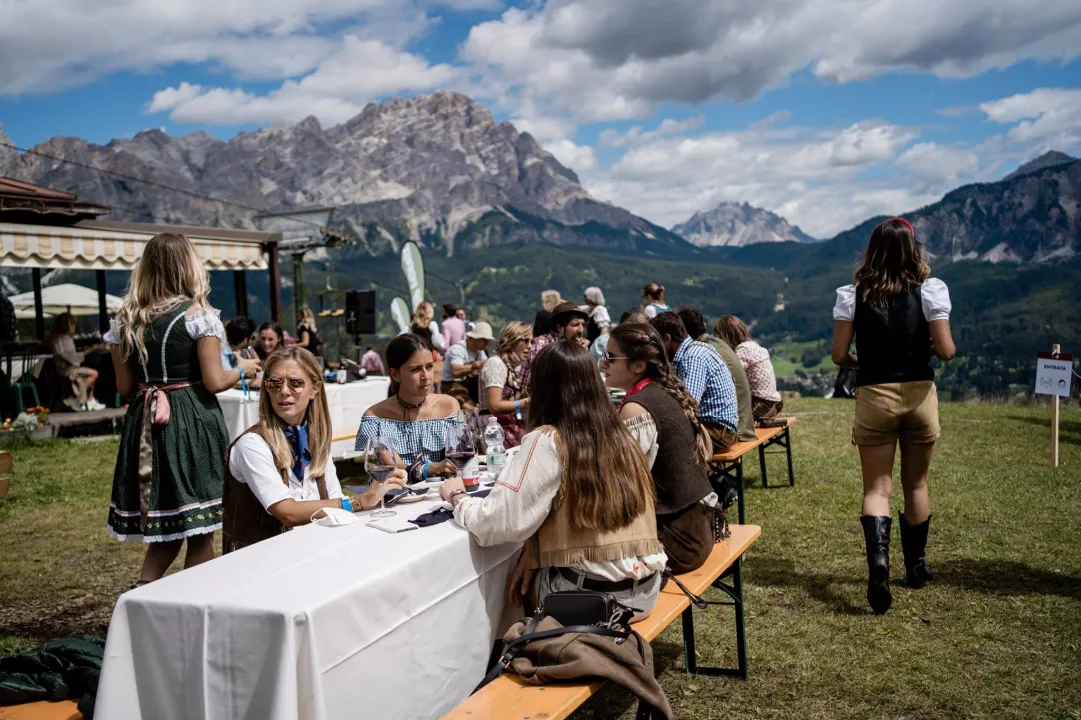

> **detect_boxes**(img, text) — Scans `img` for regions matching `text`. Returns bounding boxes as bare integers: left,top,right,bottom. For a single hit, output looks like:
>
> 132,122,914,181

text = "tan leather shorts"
852,380,940,446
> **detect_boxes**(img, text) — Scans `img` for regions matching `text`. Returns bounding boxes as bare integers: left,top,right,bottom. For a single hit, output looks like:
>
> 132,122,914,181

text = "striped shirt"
672,336,738,432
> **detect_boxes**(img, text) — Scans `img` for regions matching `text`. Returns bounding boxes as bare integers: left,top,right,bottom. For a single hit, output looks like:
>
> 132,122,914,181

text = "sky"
1,0,1080,239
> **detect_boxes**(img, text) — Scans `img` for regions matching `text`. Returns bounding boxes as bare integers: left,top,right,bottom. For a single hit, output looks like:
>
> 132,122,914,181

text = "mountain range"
671,201,816,247
2,93,1080,264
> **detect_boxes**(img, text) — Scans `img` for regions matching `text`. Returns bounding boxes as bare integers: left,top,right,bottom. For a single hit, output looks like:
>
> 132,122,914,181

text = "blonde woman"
533,289,562,337
223,347,403,552
46,311,103,411
479,321,532,447
295,307,323,357
404,300,446,354
105,232,261,585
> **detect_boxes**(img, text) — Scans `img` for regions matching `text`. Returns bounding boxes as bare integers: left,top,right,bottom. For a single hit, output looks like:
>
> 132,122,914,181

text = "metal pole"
1052,343,1061,467
96,269,108,336
293,253,307,323
31,268,45,341
233,270,248,318
267,244,282,323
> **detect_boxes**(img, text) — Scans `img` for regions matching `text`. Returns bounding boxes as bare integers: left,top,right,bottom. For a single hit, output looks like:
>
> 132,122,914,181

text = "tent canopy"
0,220,273,271
10,283,122,318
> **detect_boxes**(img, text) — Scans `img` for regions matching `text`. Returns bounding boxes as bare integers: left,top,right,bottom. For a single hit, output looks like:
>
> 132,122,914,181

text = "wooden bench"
710,418,797,524
0,701,81,720
443,524,762,720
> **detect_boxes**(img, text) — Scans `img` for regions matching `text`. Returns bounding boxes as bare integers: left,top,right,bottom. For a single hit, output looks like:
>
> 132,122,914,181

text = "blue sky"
1,0,1080,237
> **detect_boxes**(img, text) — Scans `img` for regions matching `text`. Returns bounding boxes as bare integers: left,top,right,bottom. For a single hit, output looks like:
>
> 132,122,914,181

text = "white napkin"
313,507,360,527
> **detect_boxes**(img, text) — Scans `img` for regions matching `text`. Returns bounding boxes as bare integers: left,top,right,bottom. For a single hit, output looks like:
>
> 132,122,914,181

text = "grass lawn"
2,398,1080,718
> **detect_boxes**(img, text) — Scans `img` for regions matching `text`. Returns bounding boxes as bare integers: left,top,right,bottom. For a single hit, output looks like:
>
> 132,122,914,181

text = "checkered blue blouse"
355,414,461,466
672,336,739,432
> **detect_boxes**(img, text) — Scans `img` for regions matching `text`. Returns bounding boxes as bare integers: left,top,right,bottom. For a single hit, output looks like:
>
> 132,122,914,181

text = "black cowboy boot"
860,515,892,615
899,512,934,588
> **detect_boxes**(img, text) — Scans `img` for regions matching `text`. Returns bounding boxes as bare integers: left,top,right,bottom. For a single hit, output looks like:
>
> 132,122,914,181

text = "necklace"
396,393,425,419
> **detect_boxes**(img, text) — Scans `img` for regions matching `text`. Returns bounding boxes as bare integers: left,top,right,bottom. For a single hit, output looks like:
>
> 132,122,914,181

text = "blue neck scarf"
281,423,312,481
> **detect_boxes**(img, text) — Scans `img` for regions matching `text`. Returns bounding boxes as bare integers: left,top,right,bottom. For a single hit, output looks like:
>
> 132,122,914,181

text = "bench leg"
736,460,745,524
785,428,795,486
758,444,768,488
679,555,748,679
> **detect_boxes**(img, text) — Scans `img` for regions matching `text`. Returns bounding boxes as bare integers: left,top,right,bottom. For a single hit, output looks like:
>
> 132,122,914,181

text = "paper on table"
367,517,419,533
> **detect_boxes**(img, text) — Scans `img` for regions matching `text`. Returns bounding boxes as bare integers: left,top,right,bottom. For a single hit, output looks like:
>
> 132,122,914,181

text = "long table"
217,377,390,457
95,495,521,720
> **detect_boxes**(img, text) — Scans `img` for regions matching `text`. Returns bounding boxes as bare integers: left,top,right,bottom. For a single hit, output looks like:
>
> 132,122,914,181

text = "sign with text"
1035,353,1073,398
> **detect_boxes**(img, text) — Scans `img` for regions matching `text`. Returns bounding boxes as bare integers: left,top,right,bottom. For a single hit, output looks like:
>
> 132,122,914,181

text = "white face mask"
312,507,359,527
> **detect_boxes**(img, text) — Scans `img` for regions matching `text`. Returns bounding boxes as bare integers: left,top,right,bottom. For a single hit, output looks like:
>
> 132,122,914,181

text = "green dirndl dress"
106,302,229,543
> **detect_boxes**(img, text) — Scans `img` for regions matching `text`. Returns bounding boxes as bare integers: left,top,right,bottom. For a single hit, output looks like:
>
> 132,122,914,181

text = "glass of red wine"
364,435,401,518
444,422,477,488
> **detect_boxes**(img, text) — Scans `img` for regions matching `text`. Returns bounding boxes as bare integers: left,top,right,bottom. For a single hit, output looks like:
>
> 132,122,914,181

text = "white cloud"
0,0,492,95
545,140,597,172
147,37,457,125
895,142,982,189
462,0,1081,124
980,87,1081,149
598,117,705,147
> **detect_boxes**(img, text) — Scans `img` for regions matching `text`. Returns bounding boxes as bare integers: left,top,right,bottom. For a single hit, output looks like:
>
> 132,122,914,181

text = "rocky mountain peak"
1004,150,1077,180
0,123,17,177
672,201,816,247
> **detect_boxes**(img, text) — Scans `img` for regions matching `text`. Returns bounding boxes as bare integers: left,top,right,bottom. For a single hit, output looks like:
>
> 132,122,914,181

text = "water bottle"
484,417,507,476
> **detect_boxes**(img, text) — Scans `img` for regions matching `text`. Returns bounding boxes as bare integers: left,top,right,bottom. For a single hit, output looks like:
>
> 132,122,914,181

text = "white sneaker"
87,399,107,411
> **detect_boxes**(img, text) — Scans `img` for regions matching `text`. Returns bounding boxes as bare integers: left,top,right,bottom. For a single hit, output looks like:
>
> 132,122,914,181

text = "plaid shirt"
672,336,738,431
519,332,558,394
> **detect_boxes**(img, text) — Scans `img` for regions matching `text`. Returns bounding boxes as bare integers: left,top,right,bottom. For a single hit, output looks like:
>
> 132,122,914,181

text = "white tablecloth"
217,377,390,456
96,497,520,720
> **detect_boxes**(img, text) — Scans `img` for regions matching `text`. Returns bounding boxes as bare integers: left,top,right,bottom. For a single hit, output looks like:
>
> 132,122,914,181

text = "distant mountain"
1003,150,1077,181
671,201,816,247
3,92,692,257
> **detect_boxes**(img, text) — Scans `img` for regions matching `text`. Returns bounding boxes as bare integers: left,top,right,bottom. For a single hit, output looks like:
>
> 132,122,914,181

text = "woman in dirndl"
105,232,260,585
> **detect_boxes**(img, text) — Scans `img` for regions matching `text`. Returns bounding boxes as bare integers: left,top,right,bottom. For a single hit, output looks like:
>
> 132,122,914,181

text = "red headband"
889,217,914,234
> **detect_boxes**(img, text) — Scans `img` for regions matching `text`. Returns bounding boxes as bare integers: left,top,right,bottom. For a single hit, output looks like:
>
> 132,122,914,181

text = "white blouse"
454,429,667,582
103,307,225,344
833,279,951,323
228,433,343,512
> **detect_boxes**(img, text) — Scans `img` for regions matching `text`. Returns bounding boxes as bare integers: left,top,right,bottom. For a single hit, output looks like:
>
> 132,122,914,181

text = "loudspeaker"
345,290,376,335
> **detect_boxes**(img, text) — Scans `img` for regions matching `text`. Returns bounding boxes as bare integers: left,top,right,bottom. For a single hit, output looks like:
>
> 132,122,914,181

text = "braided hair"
609,323,712,468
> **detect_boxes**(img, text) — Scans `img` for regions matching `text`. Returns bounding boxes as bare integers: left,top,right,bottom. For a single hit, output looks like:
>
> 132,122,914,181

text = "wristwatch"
447,488,468,506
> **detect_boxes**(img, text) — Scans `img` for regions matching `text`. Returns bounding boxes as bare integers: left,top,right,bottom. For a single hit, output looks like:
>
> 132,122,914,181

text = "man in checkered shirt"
650,311,740,452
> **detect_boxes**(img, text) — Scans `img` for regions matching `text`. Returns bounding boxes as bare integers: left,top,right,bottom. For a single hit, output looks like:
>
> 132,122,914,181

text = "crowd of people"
103,217,953,620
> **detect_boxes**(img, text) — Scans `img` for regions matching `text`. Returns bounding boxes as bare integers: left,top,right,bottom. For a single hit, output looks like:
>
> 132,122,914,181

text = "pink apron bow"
138,381,201,425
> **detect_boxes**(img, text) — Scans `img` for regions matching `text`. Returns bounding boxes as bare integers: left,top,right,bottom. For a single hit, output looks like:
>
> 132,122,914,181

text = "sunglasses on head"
263,377,309,391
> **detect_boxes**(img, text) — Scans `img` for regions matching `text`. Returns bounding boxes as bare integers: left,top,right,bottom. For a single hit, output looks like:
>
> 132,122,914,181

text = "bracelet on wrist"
341,497,353,513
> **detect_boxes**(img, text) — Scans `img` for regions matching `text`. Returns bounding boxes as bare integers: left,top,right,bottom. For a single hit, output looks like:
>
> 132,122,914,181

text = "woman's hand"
439,476,465,502
506,550,532,608
238,357,261,378
428,459,458,477
355,469,408,510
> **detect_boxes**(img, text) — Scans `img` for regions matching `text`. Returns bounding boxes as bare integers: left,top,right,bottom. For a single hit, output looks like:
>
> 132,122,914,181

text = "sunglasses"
263,377,310,392
601,353,628,367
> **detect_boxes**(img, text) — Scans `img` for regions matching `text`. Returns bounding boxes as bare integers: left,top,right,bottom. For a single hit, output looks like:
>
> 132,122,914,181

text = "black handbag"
472,589,635,693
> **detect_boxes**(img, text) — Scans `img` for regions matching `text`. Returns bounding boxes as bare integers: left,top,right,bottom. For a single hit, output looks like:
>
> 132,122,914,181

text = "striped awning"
0,221,268,270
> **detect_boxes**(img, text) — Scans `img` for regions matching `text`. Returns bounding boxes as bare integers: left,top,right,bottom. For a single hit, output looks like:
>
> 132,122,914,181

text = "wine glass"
364,436,401,518
444,422,477,487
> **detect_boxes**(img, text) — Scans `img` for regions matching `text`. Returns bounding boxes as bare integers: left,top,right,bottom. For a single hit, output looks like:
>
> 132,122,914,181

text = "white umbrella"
10,283,123,318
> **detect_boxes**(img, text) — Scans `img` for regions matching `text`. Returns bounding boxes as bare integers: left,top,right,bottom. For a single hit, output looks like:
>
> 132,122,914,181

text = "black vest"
586,314,602,343
628,383,713,515
854,286,934,387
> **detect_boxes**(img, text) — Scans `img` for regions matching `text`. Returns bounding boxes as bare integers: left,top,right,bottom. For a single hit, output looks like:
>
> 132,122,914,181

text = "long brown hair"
114,232,211,365
715,314,750,350
610,324,712,468
253,346,331,480
46,311,77,347
853,218,930,307
527,341,655,532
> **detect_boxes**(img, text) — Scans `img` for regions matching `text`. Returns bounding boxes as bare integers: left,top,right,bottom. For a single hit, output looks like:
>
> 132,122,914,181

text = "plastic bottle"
484,417,507,476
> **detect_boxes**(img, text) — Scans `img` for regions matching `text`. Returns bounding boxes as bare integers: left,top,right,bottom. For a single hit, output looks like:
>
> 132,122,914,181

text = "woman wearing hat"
520,301,589,393
441,321,495,409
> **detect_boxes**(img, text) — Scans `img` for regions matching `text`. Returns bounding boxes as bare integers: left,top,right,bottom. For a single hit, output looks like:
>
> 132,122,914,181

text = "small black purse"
473,590,635,693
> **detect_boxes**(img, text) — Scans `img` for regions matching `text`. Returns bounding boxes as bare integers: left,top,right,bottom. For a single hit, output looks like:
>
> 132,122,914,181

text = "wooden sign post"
1035,344,1072,467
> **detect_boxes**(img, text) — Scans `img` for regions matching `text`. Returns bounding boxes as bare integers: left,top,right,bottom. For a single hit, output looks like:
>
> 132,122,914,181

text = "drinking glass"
364,436,401,518
444,422,477,486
